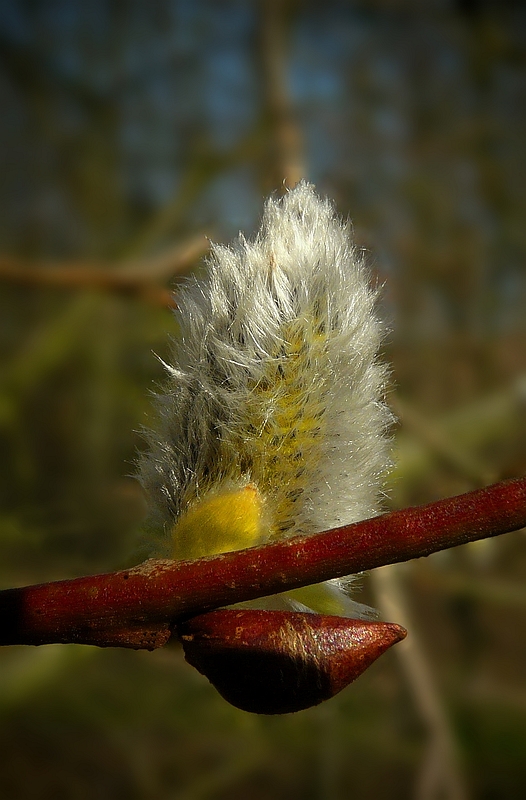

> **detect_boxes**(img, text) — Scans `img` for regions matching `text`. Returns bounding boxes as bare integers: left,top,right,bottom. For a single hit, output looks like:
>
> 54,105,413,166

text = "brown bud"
178,609,406,714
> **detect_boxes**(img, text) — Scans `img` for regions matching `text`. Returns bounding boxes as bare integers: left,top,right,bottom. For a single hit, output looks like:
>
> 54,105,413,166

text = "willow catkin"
139,182,392,616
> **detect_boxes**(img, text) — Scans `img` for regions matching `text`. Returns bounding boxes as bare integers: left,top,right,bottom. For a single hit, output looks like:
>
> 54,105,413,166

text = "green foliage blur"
0,1,525,798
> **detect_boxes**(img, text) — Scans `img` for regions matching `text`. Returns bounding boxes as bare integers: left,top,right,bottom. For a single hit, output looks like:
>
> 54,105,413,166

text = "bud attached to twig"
178,609,406,714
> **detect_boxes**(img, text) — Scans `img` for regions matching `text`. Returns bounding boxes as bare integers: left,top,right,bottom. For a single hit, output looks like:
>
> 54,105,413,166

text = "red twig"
0,477,524,650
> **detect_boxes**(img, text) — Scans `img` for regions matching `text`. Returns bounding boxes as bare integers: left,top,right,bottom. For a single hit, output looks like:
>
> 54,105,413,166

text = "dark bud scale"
178,609,406,714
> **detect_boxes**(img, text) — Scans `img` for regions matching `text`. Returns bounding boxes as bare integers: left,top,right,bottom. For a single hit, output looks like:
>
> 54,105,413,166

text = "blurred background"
0,1,525,798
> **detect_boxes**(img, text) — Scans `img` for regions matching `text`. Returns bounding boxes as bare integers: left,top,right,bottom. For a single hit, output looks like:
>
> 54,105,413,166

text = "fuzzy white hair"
139,182,392,616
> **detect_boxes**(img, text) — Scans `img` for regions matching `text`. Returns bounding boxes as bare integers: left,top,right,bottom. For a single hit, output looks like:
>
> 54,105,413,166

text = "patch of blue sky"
137,168,178,209
203,49,256,150
204,0,254,43
373,107,409,143
303,119,342,185
194,168,260,238
0,0,30,44
295,3,369,62
37,3,86,83
369,54,405,93
291,16,349,105
121,113,171,157
290,61,341,106
40,0,81,41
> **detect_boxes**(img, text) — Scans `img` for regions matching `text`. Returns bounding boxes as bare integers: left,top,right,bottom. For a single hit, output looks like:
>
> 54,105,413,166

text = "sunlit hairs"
139,182,392,617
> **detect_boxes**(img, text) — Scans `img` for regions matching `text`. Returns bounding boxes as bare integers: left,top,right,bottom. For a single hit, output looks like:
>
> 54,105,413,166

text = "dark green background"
1,1,525,797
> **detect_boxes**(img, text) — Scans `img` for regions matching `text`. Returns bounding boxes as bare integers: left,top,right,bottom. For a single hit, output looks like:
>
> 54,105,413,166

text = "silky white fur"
139,182,392,614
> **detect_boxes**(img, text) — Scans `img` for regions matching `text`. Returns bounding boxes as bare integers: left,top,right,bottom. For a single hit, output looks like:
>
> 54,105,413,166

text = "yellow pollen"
171,485,265,561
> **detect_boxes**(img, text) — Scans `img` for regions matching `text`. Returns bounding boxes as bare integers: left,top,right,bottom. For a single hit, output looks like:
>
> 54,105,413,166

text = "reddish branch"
0,235,209,307
0,477,525,650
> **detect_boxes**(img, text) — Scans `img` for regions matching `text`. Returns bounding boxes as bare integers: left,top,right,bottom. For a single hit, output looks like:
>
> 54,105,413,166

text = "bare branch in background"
258,0,305,191
372,567,467,800
0,234,209,307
